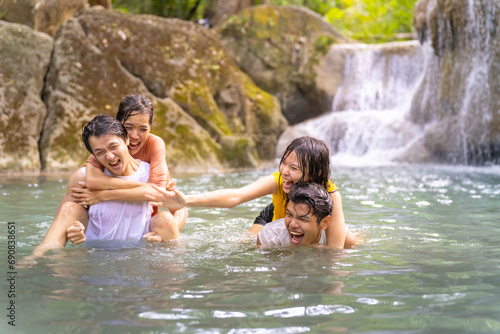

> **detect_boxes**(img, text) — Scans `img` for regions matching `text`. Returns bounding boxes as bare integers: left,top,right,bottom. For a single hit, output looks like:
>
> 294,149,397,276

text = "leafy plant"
112,0,416,43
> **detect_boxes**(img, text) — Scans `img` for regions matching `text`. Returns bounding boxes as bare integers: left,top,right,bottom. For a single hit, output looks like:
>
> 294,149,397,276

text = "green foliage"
112,0,415,43
269,0,416,43
112,0,208,20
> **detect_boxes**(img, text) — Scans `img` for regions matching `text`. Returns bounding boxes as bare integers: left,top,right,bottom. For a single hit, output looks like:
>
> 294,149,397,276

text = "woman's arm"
85,161,143,190
147,175,277,211
78,135,170,202
71,182,163,206
146,136,168,188
325,191,347,249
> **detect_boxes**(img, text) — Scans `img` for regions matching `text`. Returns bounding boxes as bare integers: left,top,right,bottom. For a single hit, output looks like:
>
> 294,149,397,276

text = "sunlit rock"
40,8,286,172
218,5,351,125
0,0,111,37
408,0,500,165
0,22,53,172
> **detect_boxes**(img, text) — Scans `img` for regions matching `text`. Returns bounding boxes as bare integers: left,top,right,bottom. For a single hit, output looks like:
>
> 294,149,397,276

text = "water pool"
1,164,500,333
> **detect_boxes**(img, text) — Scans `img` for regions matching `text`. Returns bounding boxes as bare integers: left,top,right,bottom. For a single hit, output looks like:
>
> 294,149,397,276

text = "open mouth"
108,159,121,170
129,142,140,150
283,179,294,191
289,231,304,244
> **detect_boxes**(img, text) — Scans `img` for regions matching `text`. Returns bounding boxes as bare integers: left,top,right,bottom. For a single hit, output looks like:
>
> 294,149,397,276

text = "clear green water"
1,165,500,333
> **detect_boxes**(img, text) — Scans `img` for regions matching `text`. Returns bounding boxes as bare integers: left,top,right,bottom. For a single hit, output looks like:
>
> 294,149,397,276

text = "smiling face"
123,113,151,156
285,201,329,245
89,134,134,176
279,151,310,194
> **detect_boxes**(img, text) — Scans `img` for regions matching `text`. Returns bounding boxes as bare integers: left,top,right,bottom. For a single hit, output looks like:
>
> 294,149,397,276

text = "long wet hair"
280,136,331,191
82,115,128,154
115,94,154,126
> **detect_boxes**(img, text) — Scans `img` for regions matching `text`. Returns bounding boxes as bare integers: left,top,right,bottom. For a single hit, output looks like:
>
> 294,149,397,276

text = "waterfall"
278,41,425,166
457,0,495,165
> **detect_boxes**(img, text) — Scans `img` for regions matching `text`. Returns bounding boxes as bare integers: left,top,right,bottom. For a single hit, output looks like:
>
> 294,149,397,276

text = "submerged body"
81,162,152,241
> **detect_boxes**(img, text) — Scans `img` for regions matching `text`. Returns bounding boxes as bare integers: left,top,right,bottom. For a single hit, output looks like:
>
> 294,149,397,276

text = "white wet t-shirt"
81,161,152,241
258,218,327,247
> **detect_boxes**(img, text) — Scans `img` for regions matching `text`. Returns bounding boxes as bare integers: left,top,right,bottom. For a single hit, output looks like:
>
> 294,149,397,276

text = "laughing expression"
123,113,151,156
89,135,134,176
279,151,310,194
285,202,328,246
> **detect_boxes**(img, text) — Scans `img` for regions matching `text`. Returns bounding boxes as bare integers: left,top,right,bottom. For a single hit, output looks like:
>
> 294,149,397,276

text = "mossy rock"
0,22,53,172
39,8,286,172
219,5,351,124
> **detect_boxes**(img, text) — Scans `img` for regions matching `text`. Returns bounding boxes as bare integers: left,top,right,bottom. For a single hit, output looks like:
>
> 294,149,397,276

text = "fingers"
70,188,85,201
70,187,85,194
144,186,172,201
70,189,91,205
142,232,155,238
67,221,86,245
151,184,169,195
143,232,163,243
72,236,86,245
74,221,85,230
78,181,87,188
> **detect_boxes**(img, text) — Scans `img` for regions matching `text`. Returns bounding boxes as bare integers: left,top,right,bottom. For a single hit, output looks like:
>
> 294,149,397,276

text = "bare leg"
145,207,188,243
172,207,188,231
23,170,89,263
147,211,179,242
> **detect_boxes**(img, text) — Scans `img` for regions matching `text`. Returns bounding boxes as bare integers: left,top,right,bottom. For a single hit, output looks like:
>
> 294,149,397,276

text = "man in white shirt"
68,114,152,242
257,182,332,247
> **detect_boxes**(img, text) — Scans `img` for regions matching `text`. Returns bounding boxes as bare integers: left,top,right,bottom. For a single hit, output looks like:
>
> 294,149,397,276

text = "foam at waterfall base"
277,109,424,167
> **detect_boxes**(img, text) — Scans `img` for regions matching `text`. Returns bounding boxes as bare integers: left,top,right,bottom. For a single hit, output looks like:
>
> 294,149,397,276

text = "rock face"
218,5,351,125
0,0,37,28
406,0,500,165
34,0,89,37
0,0,111,37
0,22,53,172
40,8,286,172
204,0,258,27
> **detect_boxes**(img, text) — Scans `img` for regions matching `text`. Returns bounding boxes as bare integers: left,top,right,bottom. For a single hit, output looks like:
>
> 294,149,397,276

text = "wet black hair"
287,182,333,223
280,136,331,190
115,94,154,126
82,115,128,154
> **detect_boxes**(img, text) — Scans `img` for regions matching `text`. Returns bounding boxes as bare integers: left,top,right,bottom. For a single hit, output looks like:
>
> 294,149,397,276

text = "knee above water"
152,211,176,227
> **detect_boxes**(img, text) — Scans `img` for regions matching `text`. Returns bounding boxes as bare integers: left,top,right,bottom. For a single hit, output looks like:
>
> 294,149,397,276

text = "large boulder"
0,0,111,37
218,5,351,125
0,22,53,172
404,0,500,165
204,0,258,27
0,0,36,27
40,8,286,172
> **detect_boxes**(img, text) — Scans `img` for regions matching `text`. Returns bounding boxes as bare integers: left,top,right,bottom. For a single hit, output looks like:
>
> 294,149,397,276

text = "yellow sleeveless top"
271,171,338,221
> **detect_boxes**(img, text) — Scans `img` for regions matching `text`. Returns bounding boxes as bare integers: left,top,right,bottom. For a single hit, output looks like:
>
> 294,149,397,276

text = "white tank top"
81,161,152,241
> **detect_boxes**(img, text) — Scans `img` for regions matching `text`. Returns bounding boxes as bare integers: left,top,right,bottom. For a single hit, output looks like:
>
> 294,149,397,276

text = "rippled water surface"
1,164,500,333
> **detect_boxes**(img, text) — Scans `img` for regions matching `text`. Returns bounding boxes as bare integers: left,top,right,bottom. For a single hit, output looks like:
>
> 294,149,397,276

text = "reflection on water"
1,165,500,333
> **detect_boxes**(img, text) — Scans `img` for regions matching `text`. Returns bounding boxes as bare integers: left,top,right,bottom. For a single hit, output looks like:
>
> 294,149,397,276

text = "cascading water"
456,0,495,165
279,0,500,166
406,0,500,165
278,41,426,166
